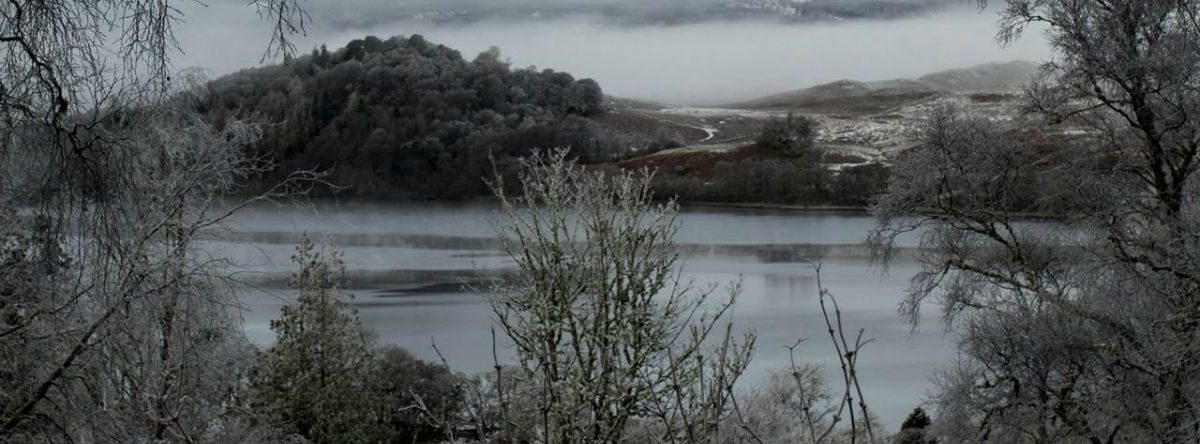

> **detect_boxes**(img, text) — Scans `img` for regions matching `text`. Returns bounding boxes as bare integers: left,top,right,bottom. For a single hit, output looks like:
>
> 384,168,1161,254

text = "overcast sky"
172,1,1051,105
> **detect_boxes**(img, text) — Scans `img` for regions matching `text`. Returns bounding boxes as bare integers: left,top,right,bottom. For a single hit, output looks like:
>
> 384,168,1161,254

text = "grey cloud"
174,2,1049,105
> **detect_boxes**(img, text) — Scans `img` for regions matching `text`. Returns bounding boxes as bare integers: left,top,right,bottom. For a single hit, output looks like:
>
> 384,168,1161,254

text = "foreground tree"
0,1,314,440
487,150,756,443
0,80,322,442
250,237,382,442
871,0,1200,440
372,345,467,442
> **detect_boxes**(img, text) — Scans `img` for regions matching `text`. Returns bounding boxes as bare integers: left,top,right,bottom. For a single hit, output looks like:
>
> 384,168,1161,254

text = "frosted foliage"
871,1,1200,440
0,1,315,440
488,150,755,443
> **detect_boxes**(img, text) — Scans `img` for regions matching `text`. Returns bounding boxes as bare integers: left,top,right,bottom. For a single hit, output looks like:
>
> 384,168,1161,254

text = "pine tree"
250,235,382,443
895,407,934,444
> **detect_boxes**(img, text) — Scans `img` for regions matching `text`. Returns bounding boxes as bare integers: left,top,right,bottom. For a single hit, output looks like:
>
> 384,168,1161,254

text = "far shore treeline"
206,35,606,198
204,34,890,206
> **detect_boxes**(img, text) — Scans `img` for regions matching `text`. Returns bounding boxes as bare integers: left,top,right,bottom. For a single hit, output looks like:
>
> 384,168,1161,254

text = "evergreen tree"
900,407,931,430
250,236,382,443
894,407,934,444
756,112,817,158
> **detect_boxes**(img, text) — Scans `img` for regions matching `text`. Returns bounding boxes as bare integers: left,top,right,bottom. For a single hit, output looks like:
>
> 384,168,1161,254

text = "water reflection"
223,201,946,429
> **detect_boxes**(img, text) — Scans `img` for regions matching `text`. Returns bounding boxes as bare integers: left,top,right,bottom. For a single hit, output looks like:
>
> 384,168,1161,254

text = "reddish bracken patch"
613,144,762,179
822,152,868,164
968,93,1011,103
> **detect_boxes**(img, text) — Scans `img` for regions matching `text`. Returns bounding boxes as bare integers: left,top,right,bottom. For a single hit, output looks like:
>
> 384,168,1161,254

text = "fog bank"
174,5,1049,105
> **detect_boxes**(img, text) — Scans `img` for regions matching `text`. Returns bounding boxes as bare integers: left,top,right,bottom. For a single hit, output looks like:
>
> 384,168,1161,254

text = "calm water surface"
210,201,950,429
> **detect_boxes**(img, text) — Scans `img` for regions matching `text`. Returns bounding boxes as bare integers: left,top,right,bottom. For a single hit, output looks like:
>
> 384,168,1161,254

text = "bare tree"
487,150,755,444
0,1,317,441
870,0,1200,434
732,266,879,444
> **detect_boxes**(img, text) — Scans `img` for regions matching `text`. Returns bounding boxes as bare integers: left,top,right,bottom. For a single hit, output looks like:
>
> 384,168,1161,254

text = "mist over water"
174,4,1050,105
221,201,945,430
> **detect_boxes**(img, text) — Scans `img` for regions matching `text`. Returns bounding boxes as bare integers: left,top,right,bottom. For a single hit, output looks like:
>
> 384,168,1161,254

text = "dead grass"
615,144,762,179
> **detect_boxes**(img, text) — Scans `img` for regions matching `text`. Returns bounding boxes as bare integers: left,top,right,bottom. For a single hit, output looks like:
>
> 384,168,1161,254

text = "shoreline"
679,201,870,213
225,193,875,214
223,194,1066,220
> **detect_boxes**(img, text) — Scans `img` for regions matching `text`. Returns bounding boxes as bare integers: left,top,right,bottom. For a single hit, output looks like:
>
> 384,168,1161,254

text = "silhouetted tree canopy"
757,112,817,158
206,35,609,198
900,407,931,430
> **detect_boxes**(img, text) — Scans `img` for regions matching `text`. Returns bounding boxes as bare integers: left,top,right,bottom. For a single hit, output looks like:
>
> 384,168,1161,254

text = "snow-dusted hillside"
599,60,1045,166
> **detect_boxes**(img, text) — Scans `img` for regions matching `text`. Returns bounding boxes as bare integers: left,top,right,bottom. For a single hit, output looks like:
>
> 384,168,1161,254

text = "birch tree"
488,150,755,443
870,1,1200,439
0,1,317,441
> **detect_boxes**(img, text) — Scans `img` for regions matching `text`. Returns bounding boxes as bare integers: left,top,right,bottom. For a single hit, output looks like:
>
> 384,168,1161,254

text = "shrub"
371,346,466,442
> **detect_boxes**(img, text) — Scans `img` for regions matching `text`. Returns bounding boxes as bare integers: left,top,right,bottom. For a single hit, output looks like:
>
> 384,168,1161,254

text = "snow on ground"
814,116,913,147
658,107,781,119
632,88,1038,161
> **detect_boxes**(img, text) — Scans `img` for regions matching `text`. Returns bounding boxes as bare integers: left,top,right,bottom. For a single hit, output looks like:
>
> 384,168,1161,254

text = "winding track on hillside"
627,109,720,143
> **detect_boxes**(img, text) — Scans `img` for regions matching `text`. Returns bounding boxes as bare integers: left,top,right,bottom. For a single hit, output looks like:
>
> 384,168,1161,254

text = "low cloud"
173,3,1050,105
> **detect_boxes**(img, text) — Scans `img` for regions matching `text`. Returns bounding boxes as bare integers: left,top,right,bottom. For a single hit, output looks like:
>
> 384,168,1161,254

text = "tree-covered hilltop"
205,35,607,198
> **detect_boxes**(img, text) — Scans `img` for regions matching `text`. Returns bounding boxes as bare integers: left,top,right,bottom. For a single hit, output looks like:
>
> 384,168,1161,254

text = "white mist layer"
173,4,1050,105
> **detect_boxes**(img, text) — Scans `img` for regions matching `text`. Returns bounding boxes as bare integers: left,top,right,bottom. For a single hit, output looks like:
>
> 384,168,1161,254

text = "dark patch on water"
242,268,516,289
223,230,503,250
350,297,485,308
450,252,509,259
375,281,486,297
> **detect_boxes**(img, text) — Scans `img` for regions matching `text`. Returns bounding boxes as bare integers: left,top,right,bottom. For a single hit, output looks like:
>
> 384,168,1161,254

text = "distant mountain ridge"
916,60,1040,91
733,60,1038,109
727,0,962,21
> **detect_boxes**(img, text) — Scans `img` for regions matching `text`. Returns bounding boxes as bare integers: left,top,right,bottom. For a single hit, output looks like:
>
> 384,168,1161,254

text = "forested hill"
204,35,608,198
